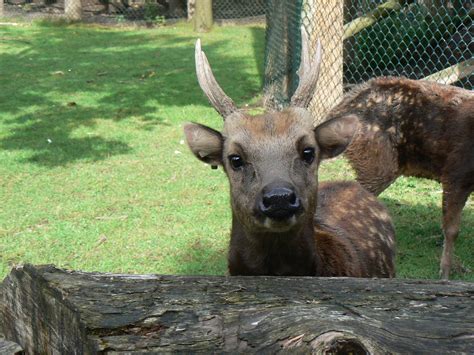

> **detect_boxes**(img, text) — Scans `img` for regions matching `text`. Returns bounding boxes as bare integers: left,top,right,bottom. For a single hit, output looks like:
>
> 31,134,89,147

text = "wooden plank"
2,264,474,353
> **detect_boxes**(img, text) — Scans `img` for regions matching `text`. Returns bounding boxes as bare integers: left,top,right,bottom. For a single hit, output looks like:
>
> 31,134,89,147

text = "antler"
290,29,323,108
195,39,239,119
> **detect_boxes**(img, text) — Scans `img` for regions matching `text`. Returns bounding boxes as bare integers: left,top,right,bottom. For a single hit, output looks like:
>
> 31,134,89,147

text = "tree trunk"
64,0,83,20
0,0,4,18
263,0,303,110
194,0,212,32
187,0,195,20
2,264,474,353
307,0,344,125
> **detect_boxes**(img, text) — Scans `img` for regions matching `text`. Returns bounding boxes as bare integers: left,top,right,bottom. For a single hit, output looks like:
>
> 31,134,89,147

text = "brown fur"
185,109,396,278
315,181,395,277
227,180,395,277
327,76,473,279
186,38,396,279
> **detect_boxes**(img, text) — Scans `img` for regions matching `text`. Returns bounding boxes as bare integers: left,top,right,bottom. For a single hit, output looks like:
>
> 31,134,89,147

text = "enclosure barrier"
342,0,402,40
2,1,471,112
1,264,474,353
422,58,474,85
264,0,473,122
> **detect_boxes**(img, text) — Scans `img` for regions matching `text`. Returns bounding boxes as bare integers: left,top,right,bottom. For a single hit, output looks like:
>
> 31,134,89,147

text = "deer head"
184,31,359,234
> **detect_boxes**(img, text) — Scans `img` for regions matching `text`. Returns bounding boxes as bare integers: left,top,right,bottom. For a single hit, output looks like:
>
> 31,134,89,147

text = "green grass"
0,21,472,281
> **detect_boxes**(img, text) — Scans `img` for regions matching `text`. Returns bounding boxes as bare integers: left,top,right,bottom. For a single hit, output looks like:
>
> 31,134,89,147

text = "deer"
183,33,396,278
325,76,473,279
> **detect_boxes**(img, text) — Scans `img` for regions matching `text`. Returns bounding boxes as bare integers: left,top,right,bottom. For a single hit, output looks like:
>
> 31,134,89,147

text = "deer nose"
259,183,302,220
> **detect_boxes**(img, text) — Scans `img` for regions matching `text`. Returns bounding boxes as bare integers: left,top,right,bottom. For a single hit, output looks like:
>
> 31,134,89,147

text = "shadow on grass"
0,24,265,167
381,197,474,280
251,26,265,85
174,237,229,275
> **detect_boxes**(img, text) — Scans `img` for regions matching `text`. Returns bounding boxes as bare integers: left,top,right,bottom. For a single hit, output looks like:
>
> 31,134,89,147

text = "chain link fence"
264,0,473,121
1,0,472,119
0,0,265,24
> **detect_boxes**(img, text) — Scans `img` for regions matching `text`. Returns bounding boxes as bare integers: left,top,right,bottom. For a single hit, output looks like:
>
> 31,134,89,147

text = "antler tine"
195,39,239,119
290,29,323,109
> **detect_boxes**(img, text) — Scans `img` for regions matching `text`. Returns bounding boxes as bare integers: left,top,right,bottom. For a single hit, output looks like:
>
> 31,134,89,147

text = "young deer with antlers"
327,77,473,279
184,34,396,277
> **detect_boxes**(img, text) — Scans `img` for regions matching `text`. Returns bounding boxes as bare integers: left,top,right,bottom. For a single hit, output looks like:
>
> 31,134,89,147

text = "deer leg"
439,186,470,279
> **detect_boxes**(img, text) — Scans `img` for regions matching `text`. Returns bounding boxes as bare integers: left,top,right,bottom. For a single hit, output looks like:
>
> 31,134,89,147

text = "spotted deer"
326,77,473,279
183,34,396,277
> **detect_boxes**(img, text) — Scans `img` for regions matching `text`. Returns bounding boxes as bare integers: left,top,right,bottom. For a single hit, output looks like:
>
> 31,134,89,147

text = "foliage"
0,22,472,281
144,0,161,22
345,2,472,83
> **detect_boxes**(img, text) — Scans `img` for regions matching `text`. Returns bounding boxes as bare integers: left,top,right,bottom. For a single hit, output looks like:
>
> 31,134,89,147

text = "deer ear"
183,122,223,167
314,115,360,160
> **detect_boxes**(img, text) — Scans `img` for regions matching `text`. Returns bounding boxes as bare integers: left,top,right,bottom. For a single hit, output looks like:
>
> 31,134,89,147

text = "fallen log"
0,338,23,355
1,264,474,353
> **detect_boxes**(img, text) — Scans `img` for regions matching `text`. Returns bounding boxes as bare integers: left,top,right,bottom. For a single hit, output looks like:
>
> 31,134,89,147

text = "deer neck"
228,213,317,276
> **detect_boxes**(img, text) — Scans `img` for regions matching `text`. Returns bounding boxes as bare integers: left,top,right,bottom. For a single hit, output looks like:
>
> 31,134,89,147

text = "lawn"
0,21,472,281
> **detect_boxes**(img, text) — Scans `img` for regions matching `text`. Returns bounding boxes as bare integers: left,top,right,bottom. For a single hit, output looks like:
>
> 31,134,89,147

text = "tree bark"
193,0,212,32
64,0,83,20
307,0,344,125
187,0,195,20
2,265,474,353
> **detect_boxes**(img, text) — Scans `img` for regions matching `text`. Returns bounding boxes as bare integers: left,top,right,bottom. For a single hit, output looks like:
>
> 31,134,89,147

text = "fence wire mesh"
264,0,473,122
1,0,472,119
0,0,265,23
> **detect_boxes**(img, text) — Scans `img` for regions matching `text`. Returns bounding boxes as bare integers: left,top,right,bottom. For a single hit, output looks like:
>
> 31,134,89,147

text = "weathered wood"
0,338,23,355
0,286,23,355
1,264,474,353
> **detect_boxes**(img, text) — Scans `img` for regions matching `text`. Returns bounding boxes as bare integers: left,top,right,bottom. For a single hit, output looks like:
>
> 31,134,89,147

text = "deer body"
327,77,473,279
228,180,395,277
184,36,396,278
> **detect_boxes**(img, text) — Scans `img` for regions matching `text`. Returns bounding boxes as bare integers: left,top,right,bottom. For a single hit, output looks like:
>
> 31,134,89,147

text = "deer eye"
302,147,315,165
228,154,244,170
